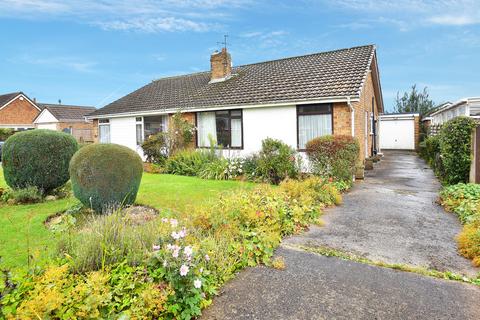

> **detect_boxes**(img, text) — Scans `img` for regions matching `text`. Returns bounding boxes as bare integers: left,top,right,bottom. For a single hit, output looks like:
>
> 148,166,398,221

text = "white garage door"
379,118,415,150
36,123,58,130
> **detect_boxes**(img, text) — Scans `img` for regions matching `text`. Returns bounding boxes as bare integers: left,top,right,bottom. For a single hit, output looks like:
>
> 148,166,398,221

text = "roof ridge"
151,44,375,82
40,103,95,109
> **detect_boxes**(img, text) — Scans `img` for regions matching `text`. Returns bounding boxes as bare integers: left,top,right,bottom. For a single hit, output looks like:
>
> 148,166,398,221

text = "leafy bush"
0,128,14,141
165,150,215,176
1,263,173,319
438,116,476,184
199,157,244,180
141,112,195,164
419,135,442,174
254,138,299,184
2,129,78,193
440,183,480,266
69,143,143,213
0,186,43,204
141,132,168,165
306,135,360,183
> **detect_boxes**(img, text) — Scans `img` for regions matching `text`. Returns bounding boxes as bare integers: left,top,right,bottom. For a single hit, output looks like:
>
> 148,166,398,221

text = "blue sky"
0,0,479,112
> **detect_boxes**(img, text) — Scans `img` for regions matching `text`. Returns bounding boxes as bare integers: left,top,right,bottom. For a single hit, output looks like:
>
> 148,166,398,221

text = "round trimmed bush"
69,143,143,213
2,129,78,193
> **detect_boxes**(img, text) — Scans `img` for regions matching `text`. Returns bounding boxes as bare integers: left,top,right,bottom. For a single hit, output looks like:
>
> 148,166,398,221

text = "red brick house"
0,92,42,130
88,45,384,165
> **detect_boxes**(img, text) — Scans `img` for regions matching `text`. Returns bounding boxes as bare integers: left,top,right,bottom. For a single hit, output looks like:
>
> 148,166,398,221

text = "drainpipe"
347,96,356,181
347,97,354,136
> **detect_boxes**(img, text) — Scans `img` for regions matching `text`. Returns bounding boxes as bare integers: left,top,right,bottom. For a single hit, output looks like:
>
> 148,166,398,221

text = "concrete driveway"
202,151,480,320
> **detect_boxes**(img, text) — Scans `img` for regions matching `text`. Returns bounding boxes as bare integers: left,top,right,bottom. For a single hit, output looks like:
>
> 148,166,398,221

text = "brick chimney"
210,48,232,83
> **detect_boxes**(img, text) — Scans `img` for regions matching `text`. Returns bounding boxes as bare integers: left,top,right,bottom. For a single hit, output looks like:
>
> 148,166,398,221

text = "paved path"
203,151,480,319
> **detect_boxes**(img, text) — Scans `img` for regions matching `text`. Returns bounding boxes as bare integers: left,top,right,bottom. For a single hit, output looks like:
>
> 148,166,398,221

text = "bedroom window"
197,109,243,149
297,104,332,150
98,119,110,143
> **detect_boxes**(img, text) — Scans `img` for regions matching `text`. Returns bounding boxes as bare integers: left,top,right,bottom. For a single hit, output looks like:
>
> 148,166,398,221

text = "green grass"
0,169,253,270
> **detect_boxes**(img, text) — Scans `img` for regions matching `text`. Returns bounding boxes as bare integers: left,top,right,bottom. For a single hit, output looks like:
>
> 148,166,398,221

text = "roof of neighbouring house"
89,44,381,117
0,92,22,107
37,103,97,122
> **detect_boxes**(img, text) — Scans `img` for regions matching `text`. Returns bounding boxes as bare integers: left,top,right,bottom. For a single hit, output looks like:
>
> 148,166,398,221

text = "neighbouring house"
34,104,97,142
0,92,42,131
87,44,384,165
428,97,480,126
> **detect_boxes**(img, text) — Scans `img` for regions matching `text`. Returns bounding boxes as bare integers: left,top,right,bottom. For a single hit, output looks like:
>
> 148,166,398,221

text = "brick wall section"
351,70,379,163
0,96,40,126
58,121,95,142
414,115,420,150
92,119,99,143
332,102,351,136
210,48,232,81
168,112,196,148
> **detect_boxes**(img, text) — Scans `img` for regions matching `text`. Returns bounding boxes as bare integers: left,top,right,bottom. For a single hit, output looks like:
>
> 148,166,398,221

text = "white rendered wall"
109,117,144,157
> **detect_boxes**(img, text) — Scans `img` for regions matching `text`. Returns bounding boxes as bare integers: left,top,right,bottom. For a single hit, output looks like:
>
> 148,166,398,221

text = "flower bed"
1,177,341,319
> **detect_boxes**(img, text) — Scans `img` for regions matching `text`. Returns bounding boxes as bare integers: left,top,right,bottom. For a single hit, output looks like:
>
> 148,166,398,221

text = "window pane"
215,112,230,147
136,124,143,145
197,112,217,147
231,118,242,147
230,110,242,117
99,125,110,143
298,114,332,149
298,104,331,115
144,115,167,138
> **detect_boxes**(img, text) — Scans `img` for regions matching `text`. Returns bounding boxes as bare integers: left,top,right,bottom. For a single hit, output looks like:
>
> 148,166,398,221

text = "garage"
379,113,419,150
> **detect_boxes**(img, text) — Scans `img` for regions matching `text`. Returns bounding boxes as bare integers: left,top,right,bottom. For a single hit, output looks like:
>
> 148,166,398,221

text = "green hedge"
439,117,477,185
69,143,143,213
2,129,78,193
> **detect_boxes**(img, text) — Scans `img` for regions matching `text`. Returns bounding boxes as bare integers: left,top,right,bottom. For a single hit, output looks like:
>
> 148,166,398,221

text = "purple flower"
170,219,178,227
152,244,161,251
184,246,193,257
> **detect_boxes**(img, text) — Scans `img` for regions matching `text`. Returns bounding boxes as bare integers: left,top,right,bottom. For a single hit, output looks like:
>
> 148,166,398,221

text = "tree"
394,84,434,115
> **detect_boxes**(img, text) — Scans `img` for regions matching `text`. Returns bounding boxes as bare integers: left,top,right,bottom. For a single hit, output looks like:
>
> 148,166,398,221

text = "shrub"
165,150,215,176
199,157,229,180
306,135,359,183
420,135,442,173
141,132,168,165
0,128,14,141
2,129,78,193
69,143,143,213
0,186,43,204
457,220,480,267
438,116,476,184
255,138,299,184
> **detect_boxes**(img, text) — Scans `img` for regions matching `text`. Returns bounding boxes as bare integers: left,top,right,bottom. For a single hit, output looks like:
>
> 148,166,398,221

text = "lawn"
0,168,253,270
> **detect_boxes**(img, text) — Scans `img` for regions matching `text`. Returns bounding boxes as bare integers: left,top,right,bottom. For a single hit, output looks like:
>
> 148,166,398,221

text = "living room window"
297,103,332,150
196,109,243,149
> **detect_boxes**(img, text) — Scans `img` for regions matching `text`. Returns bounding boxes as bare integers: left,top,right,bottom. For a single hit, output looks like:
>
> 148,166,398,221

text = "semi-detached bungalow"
87,44,384,165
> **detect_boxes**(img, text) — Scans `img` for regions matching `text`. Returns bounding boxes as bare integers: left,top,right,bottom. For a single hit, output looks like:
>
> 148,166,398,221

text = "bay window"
197,109,243,149
297,104,332,149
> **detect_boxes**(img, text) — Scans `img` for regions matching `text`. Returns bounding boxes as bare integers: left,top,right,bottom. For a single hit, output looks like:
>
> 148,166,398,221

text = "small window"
99,119,109,124
136,117,143,145
297,104,332,150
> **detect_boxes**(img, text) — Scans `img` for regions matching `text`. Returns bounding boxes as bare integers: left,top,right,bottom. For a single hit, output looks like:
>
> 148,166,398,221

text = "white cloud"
17,54,97,73
0,0,243,32
428,14,480,26
97,17,217,33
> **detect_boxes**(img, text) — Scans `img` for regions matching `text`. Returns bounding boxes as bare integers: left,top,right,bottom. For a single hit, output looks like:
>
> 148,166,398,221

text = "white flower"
199,267,204,273
172,248,180,258
152,244,161,251
161,218,168,223
171,231,181,240
178,228,187,238
205,254,210,262
180,264,189,276
194,279,202,289
184,246,193,257
170,219,178,227
163,260,168,267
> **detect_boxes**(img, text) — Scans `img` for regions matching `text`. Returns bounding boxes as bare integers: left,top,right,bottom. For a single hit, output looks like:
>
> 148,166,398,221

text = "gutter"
86,96,361,120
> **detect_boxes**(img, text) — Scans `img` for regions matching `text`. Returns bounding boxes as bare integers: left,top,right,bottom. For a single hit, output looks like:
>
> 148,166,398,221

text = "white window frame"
136,117,144,146
98,119,110,143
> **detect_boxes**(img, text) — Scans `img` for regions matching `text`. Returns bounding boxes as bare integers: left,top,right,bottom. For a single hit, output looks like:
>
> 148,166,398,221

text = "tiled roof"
0,92,23,108
90,44,376,117
39,104,96,122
